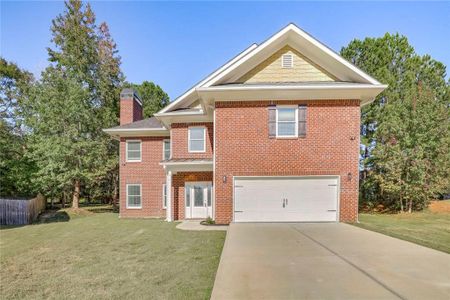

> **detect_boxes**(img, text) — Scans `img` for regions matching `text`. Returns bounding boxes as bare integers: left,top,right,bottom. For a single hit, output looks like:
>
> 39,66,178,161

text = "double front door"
185,182,212,219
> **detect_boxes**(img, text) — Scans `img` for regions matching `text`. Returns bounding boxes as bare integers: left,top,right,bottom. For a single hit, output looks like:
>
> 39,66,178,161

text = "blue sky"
1,1,449,99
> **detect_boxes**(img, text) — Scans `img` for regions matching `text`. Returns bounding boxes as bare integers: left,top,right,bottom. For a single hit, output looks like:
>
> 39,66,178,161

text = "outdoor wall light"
223,175,227,183
347,172,352,181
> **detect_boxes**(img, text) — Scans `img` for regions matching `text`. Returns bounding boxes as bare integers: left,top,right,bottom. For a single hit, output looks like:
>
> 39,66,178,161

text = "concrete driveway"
211,223,450,300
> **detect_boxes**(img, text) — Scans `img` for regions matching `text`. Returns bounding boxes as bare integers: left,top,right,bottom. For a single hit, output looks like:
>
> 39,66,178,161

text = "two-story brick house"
104,24,386,224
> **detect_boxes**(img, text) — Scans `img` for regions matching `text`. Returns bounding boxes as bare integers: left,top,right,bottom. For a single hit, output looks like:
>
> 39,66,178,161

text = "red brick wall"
119,136,168,218
120,98,143,125
214,100,360,224
171,172,213,220
171,123,213,159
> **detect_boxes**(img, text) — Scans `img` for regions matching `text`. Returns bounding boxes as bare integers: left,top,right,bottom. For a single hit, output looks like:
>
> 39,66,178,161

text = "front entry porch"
185,182,213,219
160,158,213,222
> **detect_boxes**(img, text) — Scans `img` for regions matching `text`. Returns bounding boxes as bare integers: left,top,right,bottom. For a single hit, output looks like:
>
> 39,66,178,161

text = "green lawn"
0,208,226,299
355,210,450,254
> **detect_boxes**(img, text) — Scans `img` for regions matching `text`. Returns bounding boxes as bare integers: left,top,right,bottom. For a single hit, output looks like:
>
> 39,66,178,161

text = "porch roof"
160,158,213,174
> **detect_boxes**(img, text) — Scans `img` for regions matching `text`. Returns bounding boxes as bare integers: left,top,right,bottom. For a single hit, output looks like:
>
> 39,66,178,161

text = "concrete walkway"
211,223,450,300
176,220,228,231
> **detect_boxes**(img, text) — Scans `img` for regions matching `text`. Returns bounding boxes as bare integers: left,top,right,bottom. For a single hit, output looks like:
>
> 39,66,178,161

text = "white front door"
185,182,212,219
234,177,338,222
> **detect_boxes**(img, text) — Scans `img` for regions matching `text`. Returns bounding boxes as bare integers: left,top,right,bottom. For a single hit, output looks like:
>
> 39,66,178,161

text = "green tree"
26,69,104,207
24,0,123,208
0,59,36,197
125,81,169,117
341,33,450,212
94,21,123,205
0,58,33,130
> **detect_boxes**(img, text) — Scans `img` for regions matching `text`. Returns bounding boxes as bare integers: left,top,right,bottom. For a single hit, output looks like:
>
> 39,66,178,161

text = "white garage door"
234,177,338,222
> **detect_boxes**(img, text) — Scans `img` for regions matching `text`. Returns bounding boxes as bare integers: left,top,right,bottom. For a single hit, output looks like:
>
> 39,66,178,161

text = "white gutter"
197,83,387,92
159,160,213,166
197,84,387,106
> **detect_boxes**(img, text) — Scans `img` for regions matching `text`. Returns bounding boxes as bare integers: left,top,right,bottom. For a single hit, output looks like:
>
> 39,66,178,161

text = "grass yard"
355,203,450,254
0,208,226,299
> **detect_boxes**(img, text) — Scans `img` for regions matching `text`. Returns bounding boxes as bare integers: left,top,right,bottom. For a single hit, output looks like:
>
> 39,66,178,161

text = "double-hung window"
188,127,206,152
126,184,142,209
126,140,141,162
163,139,171,160
276,106,298,138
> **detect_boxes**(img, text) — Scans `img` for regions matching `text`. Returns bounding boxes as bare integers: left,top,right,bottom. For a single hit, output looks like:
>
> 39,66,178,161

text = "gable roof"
157,23,386,114
158,43,258,114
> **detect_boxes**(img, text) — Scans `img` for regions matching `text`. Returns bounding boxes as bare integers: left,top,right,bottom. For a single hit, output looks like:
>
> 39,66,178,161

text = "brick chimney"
120,88,143,125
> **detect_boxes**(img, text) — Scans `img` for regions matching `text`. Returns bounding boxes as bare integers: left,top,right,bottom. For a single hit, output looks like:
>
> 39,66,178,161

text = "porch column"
166,170,173,222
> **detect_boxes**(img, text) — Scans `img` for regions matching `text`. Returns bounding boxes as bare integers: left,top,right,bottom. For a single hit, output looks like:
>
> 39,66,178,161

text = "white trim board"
156,23,386,114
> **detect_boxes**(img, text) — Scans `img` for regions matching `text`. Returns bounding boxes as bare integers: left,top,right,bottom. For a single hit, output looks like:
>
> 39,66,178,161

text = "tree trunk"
62,192,66,209
72,180,80,209
408,199,412,213
399,193,404,213
112,173,119,209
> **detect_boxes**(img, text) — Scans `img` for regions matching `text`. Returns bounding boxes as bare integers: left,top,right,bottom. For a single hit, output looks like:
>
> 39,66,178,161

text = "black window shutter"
268,105,276,138
298,105,307,137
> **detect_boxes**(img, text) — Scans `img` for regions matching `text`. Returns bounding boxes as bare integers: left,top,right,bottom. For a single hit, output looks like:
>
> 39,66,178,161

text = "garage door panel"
234,177,338,222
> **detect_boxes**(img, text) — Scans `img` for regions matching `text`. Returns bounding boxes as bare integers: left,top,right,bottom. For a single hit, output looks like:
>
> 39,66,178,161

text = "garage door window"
276,106,298,137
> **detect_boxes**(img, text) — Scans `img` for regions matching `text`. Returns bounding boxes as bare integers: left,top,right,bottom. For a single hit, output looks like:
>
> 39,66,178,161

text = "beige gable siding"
238,45,337,83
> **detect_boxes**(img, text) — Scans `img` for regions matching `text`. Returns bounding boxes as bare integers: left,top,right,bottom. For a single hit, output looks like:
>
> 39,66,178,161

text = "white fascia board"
202,23,382,87
159,160,213,166
103,128,169,138
154,110,204,117
197,84,387,106
154,109,213,126
202,26,291,87
287,25,381,85
158,43,258,114
160,160,214,173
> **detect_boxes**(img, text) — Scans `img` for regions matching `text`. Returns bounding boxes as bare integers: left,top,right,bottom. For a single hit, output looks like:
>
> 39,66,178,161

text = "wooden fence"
0,195,46,225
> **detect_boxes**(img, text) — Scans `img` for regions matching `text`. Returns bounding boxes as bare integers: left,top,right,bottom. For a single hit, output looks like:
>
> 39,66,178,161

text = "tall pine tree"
341,33,450,211
25,0,123,207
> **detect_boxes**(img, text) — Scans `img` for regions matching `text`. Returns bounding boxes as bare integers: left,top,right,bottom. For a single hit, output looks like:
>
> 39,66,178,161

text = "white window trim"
126,183,142,209
126,140,142,162
188,126,206,153
276,105,298,138
162,183,167,209
162,139,171,160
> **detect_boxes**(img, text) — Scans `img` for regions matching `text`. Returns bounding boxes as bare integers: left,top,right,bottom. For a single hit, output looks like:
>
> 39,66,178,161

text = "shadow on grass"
36,210,70,223
0,210,70,230
85,206,118,214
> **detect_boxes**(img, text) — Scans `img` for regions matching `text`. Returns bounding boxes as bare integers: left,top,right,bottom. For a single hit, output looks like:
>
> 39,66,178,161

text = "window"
162,184,167,208
126,184,142,209
126,140,141,162
163,139,171,160
282,54,293,68
276,106,298,137
188,127,206,152
185,185,191,207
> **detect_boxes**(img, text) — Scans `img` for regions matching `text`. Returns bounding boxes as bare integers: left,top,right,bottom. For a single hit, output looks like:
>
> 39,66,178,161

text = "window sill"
126,160,142,163
126,206,142,210
275,136,299,140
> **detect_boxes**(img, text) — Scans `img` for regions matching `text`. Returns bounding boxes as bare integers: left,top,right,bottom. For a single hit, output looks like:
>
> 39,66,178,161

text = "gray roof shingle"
106,117,165,130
